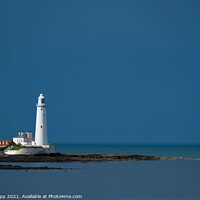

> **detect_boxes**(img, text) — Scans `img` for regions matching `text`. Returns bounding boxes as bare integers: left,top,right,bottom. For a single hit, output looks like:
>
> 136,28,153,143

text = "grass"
9,146,23,150
8,145,43,151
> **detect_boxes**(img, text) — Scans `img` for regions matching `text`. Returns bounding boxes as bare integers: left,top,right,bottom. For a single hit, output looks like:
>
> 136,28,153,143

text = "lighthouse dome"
37,93,46,105
39,93,45,98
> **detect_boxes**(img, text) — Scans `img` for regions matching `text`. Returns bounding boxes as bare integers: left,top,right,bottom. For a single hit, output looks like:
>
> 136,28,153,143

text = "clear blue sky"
0,0,200,144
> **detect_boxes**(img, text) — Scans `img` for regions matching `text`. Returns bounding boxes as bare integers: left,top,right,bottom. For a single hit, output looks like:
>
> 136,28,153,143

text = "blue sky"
0,0,200,144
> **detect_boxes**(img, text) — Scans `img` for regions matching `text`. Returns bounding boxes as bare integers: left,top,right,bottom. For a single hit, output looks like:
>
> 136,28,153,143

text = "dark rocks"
0,164,63,170
0,153,163,162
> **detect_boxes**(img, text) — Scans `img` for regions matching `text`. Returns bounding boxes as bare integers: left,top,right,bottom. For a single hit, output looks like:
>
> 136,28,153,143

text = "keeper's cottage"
5,94,55,155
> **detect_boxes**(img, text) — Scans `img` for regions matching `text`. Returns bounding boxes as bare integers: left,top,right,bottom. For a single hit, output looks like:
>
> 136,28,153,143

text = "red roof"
0,140,11,145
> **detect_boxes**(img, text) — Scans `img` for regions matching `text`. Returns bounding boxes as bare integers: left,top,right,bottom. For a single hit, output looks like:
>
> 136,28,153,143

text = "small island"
0,153,189,163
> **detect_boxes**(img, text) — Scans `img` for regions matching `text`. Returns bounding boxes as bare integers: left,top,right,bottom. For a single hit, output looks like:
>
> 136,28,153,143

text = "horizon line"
51,143,200,146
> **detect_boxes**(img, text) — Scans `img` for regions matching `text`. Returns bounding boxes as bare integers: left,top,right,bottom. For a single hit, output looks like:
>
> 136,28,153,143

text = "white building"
13,131,35,146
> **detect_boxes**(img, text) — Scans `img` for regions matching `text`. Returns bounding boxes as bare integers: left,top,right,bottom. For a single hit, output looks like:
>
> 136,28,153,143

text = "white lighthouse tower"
35,93,48,146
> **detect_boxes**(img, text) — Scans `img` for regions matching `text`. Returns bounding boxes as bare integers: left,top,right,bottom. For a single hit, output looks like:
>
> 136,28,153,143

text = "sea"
0,144,200,200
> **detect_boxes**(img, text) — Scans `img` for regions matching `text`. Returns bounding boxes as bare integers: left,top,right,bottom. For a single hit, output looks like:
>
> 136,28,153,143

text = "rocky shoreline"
0,153,188,163
0,164,81,170
0,164,64,170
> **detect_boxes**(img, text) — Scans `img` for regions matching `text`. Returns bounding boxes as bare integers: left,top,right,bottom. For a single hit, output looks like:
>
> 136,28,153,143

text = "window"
44,114,45,117
42,99,45,103
41,126,42,128
41,108,42,110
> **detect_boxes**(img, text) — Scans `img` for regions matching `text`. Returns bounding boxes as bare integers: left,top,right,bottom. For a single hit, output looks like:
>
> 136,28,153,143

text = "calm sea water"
55,144,200,159
0,145,200,200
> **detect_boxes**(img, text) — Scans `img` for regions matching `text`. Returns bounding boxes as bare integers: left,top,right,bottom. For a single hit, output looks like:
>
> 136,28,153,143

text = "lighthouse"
35,93,48,146
4,93,56,155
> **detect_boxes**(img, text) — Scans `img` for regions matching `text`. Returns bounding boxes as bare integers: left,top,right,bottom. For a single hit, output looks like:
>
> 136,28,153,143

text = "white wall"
4,145,55,155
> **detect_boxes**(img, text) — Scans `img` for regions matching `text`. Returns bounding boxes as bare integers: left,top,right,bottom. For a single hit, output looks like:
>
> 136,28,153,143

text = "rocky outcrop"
0,164,63,170
0,164,80,170
0,153,187,162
